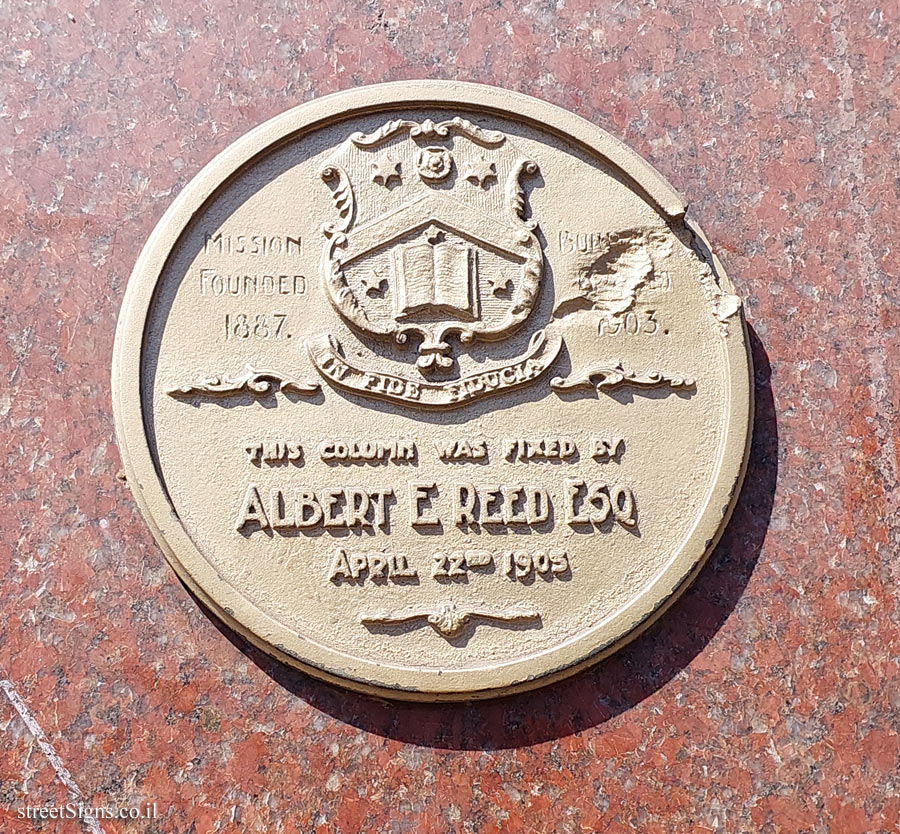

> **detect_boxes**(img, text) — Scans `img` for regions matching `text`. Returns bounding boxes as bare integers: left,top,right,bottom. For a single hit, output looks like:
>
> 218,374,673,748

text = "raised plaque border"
112,80,753,700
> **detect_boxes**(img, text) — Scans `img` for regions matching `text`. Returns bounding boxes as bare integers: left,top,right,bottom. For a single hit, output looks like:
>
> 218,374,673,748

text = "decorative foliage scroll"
168,365,320,398
360,601,540,638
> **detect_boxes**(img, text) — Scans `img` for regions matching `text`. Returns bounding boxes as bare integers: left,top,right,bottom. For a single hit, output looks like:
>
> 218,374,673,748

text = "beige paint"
112,81,752,700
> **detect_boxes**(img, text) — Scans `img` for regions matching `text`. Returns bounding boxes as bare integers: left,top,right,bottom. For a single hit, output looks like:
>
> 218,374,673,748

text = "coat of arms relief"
316,117,544,373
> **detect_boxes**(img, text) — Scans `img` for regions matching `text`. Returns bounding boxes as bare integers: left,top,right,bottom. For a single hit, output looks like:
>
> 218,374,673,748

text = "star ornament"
462,155,497,187
424,224,444,244
360,269,388,298
371,156,401,186
489,274,512,296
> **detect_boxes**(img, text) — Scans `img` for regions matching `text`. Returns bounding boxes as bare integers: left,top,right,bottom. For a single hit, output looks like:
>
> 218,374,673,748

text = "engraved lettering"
504,484,528,524
435,438,487,461
503,437,577,462
432,550,495,580
410,481,440,527
447,552,467,576
201,270,307,297
307,332,561,409
611,485,637,527
370,489,393,529
598,310,661,336
565,479,636,528
319,439,416,464
345,488,371,527
432,552,448,577
526,487,550,524
237,487,397,534
368,552,389,579
223,312,292,341
565,479,589,524
481,484,504,526
328,548,353,580
453,483,550,527
329,548,418,583
350,551,368,577
319,354,351,382
236,484,270,531
270,488,294,528
323,488,346,527
586,482,612,524
501,550,569,580
454,483,477,526
203,233,302,257
392,553,417,577
590,436,624,460
297,490,324,527
361,372,423,402
432,552,468,578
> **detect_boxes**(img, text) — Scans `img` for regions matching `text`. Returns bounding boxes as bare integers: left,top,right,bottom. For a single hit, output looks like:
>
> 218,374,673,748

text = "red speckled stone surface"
1,2,898,832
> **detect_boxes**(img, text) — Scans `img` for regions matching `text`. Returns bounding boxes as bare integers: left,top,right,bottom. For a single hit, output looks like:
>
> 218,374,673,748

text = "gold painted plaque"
112,82,752,700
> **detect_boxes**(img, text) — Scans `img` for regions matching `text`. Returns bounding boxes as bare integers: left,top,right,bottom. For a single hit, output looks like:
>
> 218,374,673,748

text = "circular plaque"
113,81,752,700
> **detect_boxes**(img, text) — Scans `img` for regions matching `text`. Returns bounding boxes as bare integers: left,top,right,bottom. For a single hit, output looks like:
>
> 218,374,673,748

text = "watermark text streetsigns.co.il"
17,802,159,821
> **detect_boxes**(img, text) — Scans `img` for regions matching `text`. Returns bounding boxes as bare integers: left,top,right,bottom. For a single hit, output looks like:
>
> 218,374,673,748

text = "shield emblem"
319,118,542,371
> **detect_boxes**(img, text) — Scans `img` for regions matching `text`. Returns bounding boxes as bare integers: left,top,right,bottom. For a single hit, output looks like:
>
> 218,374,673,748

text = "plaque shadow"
189,325,776,749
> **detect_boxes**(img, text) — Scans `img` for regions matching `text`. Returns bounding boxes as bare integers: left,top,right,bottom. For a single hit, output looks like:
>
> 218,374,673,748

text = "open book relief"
393,237,476,319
